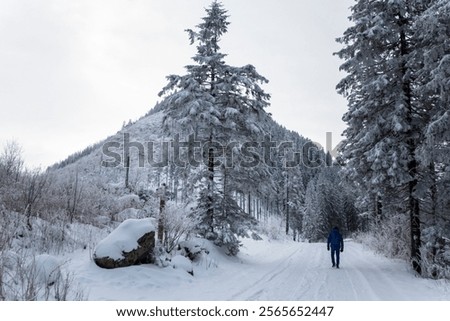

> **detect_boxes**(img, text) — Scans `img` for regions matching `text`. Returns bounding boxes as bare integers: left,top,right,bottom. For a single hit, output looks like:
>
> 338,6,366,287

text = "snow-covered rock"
93,218,156,269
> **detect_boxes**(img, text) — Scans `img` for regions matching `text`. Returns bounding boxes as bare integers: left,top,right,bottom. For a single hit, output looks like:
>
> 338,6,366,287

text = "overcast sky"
0,0,354,169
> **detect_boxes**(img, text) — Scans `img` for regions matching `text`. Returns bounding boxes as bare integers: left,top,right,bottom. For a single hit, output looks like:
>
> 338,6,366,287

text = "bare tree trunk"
400,18,421,275
207,141,214,234
247,192,251,216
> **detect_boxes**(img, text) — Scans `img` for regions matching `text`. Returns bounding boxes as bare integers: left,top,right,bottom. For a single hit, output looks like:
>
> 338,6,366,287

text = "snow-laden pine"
336,0,450,276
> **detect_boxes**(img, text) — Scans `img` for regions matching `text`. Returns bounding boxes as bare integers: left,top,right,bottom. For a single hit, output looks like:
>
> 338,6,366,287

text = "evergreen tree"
159,1,270,253
415,0,450,213
302,166,357,241
414,0,449,153
335,0,444,274
302,177,320,241
413,0,450,277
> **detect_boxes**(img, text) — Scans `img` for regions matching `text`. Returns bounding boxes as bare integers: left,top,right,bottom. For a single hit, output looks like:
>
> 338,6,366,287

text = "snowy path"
223,241,447,301
71,239,449,300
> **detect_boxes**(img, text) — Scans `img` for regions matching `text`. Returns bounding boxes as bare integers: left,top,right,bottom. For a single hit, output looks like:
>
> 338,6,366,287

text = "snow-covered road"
71,239,449,300
223,240,448,301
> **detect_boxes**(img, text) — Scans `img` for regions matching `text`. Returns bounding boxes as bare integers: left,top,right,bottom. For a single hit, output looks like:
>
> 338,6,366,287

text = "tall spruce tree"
159,1,270,254
413,0,450,277
415,0,450,207
336,0,428,273
302,177,321,241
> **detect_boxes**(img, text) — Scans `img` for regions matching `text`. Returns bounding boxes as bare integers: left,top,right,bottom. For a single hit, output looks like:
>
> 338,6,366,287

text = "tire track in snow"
342,243,408,300
288,243,329,300
228,245,303,300
233,242,329,300
259,243,328,300
226,240,449,300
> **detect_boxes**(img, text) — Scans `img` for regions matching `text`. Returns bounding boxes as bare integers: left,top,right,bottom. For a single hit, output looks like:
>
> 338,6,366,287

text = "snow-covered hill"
67,237,450,301
51,108,166,179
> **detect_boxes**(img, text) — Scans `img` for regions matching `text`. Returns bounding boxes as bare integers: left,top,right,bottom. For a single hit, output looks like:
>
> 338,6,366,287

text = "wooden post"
125,155,130,189
157,183,166,244
285,176,290,235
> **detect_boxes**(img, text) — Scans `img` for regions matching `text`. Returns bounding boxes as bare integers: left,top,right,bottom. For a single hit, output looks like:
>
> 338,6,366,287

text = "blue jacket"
327,227,344,251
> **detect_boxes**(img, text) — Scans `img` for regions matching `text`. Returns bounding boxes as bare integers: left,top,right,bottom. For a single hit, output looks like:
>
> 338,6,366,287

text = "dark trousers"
331,248,340,267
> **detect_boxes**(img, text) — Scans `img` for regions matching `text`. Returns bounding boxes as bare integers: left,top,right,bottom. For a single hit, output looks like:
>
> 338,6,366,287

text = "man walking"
327,227,344,268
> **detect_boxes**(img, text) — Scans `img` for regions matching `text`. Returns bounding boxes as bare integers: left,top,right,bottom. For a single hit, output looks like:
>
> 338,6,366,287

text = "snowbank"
171,255,193,275
33,254,61,286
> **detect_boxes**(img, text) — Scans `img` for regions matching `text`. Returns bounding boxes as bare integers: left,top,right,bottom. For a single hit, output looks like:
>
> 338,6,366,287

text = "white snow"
33,254,61,286
68,237,450,300
171,255,193,274
93,218,156,260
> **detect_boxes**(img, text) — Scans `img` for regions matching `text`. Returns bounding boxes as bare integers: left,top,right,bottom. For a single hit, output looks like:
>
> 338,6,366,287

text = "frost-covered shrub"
0,251,85,300
258,216,285,241
355,213,410,260
0,250,19,270
35,218,68,254
32,254,61,286
421,227,450,279
116,208,143,221
0,208,17,250
117,194,143,212
11,214,94,255
163,202,196,253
